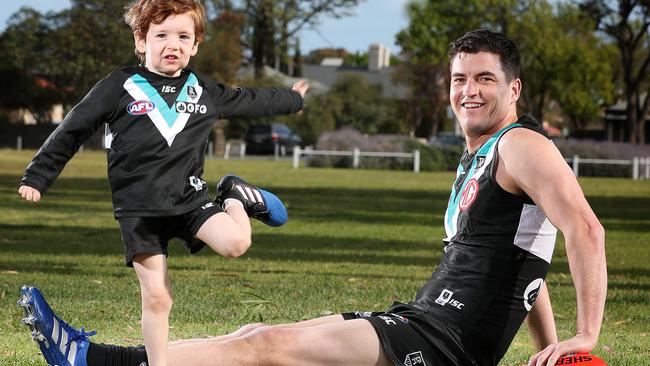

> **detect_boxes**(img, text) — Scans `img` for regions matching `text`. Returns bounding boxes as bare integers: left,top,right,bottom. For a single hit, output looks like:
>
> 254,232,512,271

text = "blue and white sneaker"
18,286,95,366
216,174,288,227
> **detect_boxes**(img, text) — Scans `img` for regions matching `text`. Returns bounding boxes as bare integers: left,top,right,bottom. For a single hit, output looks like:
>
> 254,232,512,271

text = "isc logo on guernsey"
127,100,155,115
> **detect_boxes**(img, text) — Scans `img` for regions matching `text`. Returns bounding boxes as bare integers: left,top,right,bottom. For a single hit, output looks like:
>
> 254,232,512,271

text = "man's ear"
510,78,522,103
135,34,146,54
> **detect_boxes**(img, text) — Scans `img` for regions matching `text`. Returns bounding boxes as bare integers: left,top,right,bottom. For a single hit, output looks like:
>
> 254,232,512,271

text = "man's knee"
241,326,296,363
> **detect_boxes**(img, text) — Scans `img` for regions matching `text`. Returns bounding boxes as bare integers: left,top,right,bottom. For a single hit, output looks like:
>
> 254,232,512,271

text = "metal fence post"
240,143,246,159
17,136,22,151
413,150,420,173
572,155,579,177
274,143,280,161
353,148,360,168
224,142,231,160
207,142,214,160
633,157,639,180
293,146,301,169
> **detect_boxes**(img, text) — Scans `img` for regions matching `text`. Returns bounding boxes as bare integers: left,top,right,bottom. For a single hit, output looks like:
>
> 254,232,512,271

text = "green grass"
1,149,649,365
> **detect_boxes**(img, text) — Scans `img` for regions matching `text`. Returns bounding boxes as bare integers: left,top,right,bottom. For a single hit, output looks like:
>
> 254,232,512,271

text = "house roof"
301,64,408,100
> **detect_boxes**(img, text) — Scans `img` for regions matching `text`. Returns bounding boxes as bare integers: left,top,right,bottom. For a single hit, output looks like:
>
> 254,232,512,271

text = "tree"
396,0,615,138
511,1,615,131
207,0,362,78
193,8,245,84
580,0,650,143
287,74,406,145
396,0,489,138
304,47,348,64
0,8,65,123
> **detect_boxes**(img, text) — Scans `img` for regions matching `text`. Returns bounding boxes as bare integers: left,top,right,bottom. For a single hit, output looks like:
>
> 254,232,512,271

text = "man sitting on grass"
18,29,606,366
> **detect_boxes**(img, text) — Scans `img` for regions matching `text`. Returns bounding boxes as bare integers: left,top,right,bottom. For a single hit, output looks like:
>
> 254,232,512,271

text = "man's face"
136,13,198,77
449,51,520,138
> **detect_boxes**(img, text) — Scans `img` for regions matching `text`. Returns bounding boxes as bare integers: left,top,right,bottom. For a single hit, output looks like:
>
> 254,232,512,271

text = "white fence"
292,147,421,173
566,155,650,180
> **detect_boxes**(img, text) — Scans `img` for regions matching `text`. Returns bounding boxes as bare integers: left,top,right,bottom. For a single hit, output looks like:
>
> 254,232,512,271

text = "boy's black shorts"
117,200,224,266
342,302,470,366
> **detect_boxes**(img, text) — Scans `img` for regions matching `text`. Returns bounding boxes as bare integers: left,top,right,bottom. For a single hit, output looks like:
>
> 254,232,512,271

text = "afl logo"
127,100,155,115
459,178,478,210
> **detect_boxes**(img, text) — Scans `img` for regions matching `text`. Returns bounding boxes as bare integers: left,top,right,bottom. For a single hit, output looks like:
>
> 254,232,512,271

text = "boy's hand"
18,185,42,202
292,80,309,98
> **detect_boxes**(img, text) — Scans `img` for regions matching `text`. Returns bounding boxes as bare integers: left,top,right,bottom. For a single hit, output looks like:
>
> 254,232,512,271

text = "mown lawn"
0,149,648,365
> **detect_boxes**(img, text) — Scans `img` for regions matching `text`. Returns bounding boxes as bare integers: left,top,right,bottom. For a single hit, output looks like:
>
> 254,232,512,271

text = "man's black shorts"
117,200,223,266
342,302,472,366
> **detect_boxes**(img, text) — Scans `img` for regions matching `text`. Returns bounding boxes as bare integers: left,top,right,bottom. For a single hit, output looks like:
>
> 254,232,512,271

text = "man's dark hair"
448,29,520,81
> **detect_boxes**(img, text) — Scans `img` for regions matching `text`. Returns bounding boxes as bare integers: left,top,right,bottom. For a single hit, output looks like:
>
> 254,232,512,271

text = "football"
555,353,607,365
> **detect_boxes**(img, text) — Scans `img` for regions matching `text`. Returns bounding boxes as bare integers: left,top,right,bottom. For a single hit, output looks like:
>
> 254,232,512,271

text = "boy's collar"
137,64,192,79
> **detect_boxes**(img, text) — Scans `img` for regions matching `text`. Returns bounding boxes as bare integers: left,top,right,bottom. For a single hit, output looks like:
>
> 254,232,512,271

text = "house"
301,44,408,100
603,93,650,143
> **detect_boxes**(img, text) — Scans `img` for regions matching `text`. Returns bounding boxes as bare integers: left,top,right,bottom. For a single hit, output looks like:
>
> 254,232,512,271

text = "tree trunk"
626,92,638,144
639,91,650,144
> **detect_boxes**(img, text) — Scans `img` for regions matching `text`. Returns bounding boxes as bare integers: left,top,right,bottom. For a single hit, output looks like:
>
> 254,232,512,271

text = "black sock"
87,342,148,366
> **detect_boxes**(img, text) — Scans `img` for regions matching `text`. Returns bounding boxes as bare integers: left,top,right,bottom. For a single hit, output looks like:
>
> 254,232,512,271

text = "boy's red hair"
124,0,206,60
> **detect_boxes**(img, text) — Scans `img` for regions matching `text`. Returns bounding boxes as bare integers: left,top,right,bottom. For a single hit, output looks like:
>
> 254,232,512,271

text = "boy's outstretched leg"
18,286,95,366
216,174,288,227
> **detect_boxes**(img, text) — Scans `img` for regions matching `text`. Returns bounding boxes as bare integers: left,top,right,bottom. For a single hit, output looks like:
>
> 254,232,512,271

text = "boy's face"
135,13,198,77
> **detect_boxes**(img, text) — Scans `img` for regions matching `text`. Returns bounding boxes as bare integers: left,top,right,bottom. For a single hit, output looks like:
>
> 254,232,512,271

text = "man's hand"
528,334,596,366
18,185,41,202
292,80,309,98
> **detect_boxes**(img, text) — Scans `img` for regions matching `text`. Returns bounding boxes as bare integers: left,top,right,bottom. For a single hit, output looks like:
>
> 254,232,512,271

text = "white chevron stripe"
67,339,78,365
52,318,60,344
123,78,191,147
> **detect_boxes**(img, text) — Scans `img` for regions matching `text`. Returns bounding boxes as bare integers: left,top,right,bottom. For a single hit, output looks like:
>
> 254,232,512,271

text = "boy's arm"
20,72,121,197
524,283,558,352
209,80,308,119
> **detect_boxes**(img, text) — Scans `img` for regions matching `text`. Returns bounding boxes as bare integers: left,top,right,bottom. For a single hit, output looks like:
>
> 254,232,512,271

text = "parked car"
244,123,302,155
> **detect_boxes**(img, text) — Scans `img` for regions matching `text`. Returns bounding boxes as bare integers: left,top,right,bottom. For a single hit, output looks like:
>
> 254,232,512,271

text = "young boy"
18,1,308,365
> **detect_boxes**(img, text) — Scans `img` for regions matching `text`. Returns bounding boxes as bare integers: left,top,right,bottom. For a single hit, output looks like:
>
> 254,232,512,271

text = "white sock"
223,198,244,212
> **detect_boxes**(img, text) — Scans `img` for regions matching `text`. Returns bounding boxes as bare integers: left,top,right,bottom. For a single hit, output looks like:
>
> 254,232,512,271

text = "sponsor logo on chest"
459,178,479,210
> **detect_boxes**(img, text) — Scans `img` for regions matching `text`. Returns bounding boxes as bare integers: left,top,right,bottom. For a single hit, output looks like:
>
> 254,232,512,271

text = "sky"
0,0,411,55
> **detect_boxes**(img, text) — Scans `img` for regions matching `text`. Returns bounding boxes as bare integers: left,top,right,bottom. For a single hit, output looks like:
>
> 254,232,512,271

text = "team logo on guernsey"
523,278,543,311
404,351,426,366
127,100,155,115
435,289,464,310
475,156,486,168
459,178,479,210
187,85,198,98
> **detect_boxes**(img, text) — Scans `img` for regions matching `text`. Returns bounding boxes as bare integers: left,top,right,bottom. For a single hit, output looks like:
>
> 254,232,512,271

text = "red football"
555,353,607,365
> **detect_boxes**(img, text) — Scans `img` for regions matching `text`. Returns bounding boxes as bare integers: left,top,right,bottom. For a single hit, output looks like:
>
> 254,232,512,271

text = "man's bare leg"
168,315,344,347
167,318,392,366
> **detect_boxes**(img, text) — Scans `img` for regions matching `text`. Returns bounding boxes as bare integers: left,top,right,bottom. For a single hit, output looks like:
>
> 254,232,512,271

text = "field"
1,149,648,365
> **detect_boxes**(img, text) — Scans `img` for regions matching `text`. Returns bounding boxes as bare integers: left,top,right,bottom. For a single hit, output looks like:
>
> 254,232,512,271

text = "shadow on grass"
1,223,441,268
